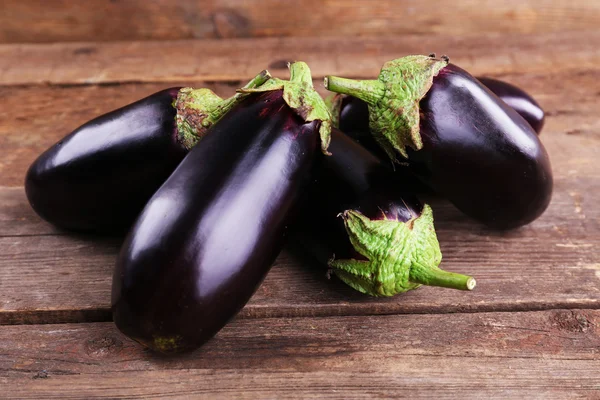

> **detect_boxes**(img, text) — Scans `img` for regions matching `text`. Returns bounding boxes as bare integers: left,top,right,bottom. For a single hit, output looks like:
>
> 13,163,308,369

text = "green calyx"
237,61,332,155
324,93,344,129
329,204,476,297
175,70,271,149
324,55,449,161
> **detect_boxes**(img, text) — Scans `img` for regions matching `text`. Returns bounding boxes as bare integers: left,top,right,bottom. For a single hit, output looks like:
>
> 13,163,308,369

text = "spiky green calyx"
237,61,332,155
175,70,271,150
324,55,449,161
329,204,476,297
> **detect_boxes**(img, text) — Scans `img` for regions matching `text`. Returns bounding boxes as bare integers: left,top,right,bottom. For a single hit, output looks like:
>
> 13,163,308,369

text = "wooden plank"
0,310,599,398
1,31,599,85
1,178,598,324
1,0,600,44
1,67,599,187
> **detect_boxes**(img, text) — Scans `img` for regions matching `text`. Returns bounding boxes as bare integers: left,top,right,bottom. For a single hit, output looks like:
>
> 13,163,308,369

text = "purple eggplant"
112,62,331,353
25,72,270,233
477,77,545,134
325,55,553,229
331,76,545,140
295,128,475,296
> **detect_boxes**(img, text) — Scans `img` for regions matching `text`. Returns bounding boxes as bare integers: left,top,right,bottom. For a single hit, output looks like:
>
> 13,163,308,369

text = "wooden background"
0,1,599,398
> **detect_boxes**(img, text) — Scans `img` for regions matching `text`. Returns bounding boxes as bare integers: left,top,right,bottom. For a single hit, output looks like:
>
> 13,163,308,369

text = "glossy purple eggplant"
294,128,475,296
112,63,331,353
25,88,185,233
477,77,545,134
325,56,553,229
25,72,270,234
334,76,545,139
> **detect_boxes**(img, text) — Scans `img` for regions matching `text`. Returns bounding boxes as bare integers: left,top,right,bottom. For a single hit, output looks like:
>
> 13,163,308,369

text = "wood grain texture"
1,179,598,324
0,310,599,398
1,31,599,85
1,0,599,44
1,67,599,187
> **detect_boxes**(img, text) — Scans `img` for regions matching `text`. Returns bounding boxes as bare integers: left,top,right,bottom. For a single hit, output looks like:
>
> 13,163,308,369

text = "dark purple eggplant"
477,77,545,134
330,76,545,140
295,128,475,296
25,72,270,233
112,62,331,353
324,55,553,229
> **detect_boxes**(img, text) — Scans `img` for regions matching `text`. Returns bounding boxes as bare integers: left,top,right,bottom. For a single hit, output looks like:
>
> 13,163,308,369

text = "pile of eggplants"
24,55,552,354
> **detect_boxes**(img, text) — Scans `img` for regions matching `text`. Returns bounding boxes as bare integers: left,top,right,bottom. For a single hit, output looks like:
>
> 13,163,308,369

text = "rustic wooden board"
1,31,599,85
1,0,599,43
1,177,598,325
0,310,599,398
1,67,599,187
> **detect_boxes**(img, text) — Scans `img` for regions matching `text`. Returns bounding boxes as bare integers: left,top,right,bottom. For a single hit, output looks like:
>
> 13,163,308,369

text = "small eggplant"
325,55,553,229
476,77,545,134
25,72,270,233
295,129,475,296
112,62,331,353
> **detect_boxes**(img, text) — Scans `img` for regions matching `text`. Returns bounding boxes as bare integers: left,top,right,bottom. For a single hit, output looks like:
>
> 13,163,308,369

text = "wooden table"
0,2,599,398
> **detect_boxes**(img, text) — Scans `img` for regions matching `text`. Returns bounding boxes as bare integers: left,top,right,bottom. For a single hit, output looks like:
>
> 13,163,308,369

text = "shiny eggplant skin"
407,64,552,229
477,77,545,134
25,88,187,233
296,128,422,264
112,90,319,353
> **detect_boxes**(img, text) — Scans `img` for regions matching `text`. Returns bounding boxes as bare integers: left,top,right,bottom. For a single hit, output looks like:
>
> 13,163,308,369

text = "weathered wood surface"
0,23,599,398
1,65,599,187
0,173,598,325
1,31,599,86
1,0,599,43
1,310,599,398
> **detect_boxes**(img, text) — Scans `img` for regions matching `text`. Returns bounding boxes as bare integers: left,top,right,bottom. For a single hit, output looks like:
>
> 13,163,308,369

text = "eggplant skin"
476,77,545,134
408,64,552,229
112,90,319,353
25,88,187,233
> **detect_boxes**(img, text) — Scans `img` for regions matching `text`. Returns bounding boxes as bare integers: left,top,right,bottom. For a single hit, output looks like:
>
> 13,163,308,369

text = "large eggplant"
325,55,553,229
295,129,475,296
25,72,270,233
112,62,331,353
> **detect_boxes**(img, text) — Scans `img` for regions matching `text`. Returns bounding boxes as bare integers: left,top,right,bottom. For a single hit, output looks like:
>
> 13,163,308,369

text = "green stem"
324,76,385,106
410,265,476,291
215,70,271,116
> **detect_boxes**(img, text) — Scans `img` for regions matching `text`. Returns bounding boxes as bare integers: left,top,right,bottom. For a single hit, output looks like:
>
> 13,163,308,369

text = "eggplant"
331,76,545,141
477,77,545,134
324,55,553,229
25,72,270,233
112,62,331,353
295,129,475,296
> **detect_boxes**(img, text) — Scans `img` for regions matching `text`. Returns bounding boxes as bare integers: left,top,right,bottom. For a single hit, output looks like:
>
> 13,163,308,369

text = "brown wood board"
1,0,599,43
1,178,598,324
0,32,599,85
0,310,599,398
